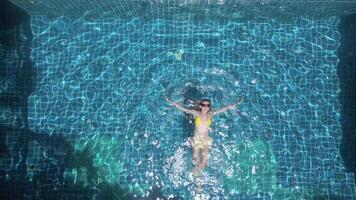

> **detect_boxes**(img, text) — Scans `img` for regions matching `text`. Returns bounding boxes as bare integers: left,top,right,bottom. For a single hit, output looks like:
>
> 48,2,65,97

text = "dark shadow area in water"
0,1,37,199
0,0,37,129
0,0,27,30
0,124,178,199
0,120,167,198
338,14,356,180
0,2,35,199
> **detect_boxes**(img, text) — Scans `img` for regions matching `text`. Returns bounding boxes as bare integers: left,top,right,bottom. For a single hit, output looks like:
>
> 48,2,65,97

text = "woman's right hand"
165,97,172,103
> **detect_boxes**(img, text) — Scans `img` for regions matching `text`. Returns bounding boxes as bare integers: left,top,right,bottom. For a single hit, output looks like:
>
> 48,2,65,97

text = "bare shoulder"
191,110,200,116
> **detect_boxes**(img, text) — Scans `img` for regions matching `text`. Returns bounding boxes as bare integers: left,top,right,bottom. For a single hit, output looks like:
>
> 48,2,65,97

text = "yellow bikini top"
195,116,212,127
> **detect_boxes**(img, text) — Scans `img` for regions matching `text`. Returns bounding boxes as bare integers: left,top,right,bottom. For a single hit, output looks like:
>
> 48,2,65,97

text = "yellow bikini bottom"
191,136,213,149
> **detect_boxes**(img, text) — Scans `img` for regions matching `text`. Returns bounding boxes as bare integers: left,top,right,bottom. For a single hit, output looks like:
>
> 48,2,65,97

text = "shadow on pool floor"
338,13,356,179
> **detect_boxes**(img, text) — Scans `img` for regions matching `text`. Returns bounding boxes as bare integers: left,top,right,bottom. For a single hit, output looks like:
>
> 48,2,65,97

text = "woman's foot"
195,186,203,194
194,177,202,194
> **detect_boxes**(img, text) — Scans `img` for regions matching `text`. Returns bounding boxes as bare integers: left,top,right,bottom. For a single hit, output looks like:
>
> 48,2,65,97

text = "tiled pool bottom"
1,16,356,199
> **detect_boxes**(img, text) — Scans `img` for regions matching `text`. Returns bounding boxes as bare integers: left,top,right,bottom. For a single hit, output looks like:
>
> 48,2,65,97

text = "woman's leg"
193,145,201,177
200,142,211,172
193,146,203,194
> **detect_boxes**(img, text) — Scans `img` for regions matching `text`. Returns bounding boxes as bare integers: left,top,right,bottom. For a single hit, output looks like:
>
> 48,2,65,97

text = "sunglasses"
200,103,210,107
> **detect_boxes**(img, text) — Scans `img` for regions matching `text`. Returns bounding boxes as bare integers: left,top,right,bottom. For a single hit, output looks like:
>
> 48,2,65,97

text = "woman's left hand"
236,96,244,105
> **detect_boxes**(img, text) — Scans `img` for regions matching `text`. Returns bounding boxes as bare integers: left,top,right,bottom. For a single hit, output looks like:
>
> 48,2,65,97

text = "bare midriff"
194,127,210,138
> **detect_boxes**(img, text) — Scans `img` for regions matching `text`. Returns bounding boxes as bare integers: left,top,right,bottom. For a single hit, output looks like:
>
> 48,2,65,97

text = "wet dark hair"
200,99,211,104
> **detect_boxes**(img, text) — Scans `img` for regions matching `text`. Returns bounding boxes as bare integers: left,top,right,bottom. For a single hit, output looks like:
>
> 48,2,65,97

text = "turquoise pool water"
2,14,349,199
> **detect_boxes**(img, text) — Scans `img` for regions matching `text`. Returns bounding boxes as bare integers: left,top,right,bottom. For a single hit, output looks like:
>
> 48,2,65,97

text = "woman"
165,96,243,193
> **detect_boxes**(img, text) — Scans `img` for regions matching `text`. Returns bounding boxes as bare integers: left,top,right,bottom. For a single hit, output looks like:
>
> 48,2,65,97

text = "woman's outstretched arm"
165,97,199,116
212,97,243,116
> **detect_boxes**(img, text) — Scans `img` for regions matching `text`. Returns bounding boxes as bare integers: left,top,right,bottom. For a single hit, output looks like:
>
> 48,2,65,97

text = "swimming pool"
1,0,356,199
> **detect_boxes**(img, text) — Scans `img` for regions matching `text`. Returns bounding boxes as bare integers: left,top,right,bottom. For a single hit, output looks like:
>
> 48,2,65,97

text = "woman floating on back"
165,96,243,194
